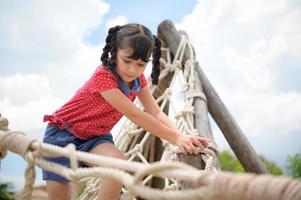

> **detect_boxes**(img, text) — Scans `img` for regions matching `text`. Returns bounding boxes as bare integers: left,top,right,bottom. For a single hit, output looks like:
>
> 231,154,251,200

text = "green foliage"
259,155,283,175
218,150,244,172
218,149,284,175
286,151,301,178
0,183,15,200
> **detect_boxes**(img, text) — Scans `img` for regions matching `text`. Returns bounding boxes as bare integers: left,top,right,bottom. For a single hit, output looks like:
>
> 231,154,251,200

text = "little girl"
42,23,209,200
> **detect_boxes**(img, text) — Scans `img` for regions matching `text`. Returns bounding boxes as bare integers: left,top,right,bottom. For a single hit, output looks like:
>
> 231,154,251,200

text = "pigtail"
100,25,121,70
151,35,162,85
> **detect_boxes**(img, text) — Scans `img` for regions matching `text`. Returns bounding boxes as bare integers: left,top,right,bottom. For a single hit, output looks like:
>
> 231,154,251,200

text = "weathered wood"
158,20,219,173
158,19,268,174
193,70,214,139
195,63,268,173
193,69,220,169
177,68,222,178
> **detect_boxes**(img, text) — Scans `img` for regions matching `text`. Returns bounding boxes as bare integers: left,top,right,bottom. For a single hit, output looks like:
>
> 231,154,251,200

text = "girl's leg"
46,180,69,200
88,143,127,200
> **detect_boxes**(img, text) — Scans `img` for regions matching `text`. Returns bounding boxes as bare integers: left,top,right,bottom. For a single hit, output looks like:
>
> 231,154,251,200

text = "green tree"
218,150,244,172
286,151,301,178
259,155,283,175
0,183,15,200
218,149,284,175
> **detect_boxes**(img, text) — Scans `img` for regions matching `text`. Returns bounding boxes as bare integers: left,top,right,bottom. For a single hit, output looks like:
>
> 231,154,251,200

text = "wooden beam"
158,19,268,174
195,63,268,173
158,20,219,172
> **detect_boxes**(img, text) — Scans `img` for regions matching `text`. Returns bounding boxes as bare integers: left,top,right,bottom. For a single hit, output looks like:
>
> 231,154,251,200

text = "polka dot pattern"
43,65,148,140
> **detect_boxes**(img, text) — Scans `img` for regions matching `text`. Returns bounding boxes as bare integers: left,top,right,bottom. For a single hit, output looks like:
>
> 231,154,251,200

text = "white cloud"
1,0,300,190
43,42,106,99
234,0,287,23
0,74,51,105
0,0,111,136
0,0,111,190
0,0,111,155
0,96,64,141
220,89,301,137
105,15,128,30
0,0,110,73
0,3,109,118
176,0,301,166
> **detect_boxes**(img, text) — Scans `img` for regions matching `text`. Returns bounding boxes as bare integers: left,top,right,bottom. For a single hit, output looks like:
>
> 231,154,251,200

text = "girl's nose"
128,66,137,74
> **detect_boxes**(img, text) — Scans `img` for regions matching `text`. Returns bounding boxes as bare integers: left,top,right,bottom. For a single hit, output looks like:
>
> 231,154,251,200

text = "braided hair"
100,23,162,85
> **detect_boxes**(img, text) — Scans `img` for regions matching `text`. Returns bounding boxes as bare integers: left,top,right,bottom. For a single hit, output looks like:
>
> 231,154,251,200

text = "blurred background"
0,0,300,193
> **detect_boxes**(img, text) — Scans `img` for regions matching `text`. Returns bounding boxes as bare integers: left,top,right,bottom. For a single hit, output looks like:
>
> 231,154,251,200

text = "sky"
0,0,300,191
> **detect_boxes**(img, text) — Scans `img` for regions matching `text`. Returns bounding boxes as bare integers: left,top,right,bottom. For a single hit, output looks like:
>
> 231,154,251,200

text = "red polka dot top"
43,65,147,140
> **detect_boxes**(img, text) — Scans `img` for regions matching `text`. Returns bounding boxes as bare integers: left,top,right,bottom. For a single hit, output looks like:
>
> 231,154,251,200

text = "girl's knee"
106,148,126,162
89,143,127,160
46,180,69,200
115,150,127,160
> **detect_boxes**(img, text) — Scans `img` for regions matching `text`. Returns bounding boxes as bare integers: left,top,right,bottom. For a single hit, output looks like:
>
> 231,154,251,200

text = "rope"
2,130,300,199
1,34,300,200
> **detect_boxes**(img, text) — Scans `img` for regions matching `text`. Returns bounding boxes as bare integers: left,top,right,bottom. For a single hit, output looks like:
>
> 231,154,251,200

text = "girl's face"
116,48,148,84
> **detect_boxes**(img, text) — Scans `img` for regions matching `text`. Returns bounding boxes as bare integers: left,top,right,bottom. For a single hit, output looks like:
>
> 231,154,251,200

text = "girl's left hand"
175,134,209,155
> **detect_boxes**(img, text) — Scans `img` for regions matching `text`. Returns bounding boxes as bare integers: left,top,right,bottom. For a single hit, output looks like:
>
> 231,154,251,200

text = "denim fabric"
116,75,141,95
42,125,114,183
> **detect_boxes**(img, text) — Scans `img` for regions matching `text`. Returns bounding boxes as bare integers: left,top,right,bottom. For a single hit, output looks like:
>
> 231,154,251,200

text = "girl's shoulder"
93,65,117,79
96,65,113,74
82,65,118,93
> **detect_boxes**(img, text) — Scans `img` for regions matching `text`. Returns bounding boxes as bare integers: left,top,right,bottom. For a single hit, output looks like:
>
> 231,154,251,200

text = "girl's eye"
123,59,131,63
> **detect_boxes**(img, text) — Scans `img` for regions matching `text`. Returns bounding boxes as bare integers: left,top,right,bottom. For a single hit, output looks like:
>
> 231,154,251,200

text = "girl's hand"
175,134,209,155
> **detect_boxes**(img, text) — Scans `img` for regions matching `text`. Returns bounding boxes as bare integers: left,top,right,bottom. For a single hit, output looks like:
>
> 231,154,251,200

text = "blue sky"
85,0,198,45
1,0,301,191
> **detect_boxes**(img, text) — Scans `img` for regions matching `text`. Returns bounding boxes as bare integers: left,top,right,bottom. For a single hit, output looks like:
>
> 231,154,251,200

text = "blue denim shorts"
42,125,114,183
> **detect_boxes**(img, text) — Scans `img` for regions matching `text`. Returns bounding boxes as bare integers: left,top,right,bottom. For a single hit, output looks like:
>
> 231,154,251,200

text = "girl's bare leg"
46,180,69,200
88,143,127,200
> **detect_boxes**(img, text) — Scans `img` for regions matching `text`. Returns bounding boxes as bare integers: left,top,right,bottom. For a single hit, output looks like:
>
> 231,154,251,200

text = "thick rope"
1,34,301,199
1,118,301,200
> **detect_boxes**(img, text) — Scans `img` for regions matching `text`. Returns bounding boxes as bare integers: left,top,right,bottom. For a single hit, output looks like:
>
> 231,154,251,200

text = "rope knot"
85,182,97,193
0,147,7,160
181,106,195,116
185,59,195,67
164,88,172,96
174,60,182,69
134,144,143,153
0,131,37,159
0,115,9,131
68,170,79,182
168,64,177,72
164,63,173,69
181,83,190,92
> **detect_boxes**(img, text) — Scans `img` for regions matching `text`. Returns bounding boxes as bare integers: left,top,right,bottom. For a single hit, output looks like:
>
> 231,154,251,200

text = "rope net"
0,34,300,200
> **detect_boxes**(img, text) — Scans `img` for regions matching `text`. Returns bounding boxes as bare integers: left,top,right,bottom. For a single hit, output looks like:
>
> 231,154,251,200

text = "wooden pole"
158,20,219,172
195,63,268,173
158,19,268,174
192,69,220,169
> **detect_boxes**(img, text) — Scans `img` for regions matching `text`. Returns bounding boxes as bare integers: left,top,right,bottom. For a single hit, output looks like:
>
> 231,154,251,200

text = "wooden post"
158,19,268,174
195,63,268,173
158,20,219,172
192,69,220,169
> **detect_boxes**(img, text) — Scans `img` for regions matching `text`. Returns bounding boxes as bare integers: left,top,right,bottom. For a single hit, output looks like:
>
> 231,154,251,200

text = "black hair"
100,23,162,85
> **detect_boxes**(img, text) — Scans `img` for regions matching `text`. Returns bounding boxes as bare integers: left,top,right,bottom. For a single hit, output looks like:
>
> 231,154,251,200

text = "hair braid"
100,25,121,70
151,35,162,85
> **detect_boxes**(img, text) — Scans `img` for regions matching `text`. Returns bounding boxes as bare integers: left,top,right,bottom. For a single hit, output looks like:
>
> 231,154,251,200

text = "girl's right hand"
175,134,209,155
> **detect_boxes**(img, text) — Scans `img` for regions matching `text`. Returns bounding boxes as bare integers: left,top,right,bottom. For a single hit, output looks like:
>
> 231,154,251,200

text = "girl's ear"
151,35,162,85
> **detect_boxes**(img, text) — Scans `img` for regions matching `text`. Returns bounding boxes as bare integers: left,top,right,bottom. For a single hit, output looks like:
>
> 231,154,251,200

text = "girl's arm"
137,86,209,153
100,87,208,154
137,86,177,130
